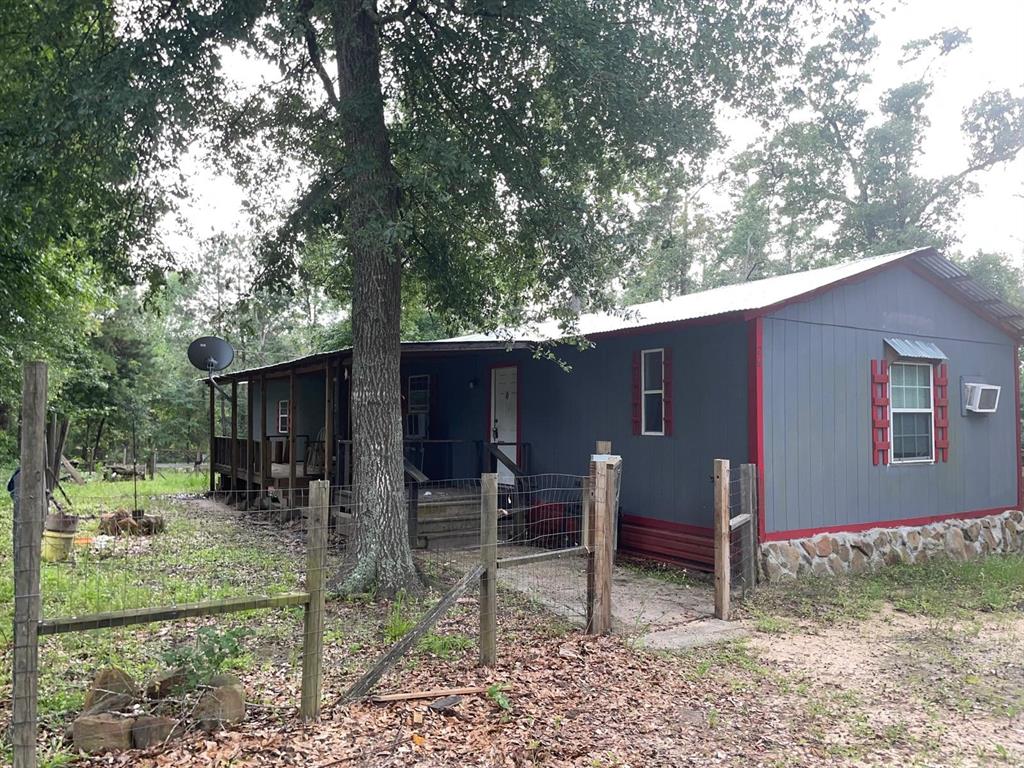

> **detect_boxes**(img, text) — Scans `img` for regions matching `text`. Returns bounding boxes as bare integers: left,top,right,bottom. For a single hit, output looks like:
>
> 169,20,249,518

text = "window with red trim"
640,348,667,436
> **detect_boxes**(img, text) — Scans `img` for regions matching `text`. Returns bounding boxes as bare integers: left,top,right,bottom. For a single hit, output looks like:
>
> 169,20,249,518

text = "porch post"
208,380,215,494
260,374,268,501
324,360,333,488
230,380,238,502
289,370,297,507
246,379,254,507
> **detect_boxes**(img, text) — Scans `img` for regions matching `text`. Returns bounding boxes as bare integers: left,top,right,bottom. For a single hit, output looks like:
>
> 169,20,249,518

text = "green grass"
0,471,307,725
743,554,1024,625
618,556,704,588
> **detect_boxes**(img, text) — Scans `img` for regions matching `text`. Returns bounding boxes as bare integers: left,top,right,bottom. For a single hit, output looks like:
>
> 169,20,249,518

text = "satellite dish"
187,336,235,373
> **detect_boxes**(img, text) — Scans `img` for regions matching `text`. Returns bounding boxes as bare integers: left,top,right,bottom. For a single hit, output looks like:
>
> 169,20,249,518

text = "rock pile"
98,509,166,536
761,509,1024,581
71,666,246,754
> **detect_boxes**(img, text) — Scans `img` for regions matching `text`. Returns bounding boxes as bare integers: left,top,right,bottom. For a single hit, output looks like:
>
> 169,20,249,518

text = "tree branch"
297,0,340,109
378,0,418,24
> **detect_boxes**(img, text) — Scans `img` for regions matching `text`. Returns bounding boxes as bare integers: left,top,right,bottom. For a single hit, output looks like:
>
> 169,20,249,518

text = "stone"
904,529,922,551
1009,509,1023,524
73,713,134,754
810,558,831,577
849,548,868,575
82,692,134,717
981,527,999,552
964,522,982,542
763,553,792,581
132,715,180,749
800,540,818,559
813,535,834,558
83,668,138,712
944,527,968,561
195,684,245,731
207,672,242,690
851,538,874,558
145,668,186,700
826,552,846,575
835,540,852,564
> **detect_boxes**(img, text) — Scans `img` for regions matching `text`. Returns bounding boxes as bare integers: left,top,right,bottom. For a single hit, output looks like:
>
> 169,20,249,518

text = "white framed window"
890,362,933,463
277,400,289,434
641,348,665,436
405,374,430,439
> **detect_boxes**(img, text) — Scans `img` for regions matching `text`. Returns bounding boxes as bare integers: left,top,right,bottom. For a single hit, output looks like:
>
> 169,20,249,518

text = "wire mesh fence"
411,473,591,624
5,463,606,753
724,462,759,599
5,470,331,758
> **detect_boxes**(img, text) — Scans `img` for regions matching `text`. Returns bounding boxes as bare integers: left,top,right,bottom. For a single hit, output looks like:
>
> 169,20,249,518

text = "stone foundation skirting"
760,510,1024,581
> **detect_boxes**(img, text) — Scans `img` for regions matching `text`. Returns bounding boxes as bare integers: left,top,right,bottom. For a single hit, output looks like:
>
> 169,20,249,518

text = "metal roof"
884,338,948,360
210,246,1024,383
447,247,1024,343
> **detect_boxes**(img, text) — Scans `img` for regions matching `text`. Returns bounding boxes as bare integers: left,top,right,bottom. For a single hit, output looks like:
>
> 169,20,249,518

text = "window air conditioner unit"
964,383,1000,413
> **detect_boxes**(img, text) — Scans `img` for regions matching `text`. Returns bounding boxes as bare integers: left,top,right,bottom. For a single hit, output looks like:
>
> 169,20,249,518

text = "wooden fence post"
583,476,595,631
13,361,47,768
301,480,328,721
713,458,730,620
479,472,498,666
591,458,615,634
740,463,757,594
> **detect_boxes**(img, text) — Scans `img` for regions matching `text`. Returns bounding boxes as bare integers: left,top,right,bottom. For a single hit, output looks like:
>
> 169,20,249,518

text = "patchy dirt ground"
750,607,1024,766
74,593,1024,768
7,489,1024,767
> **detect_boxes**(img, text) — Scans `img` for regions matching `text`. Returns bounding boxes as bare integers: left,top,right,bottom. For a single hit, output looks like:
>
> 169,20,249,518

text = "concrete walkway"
433,545,748,650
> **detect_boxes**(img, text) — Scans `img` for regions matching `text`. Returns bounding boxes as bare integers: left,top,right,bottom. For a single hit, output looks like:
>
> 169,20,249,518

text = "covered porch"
207,342,537,530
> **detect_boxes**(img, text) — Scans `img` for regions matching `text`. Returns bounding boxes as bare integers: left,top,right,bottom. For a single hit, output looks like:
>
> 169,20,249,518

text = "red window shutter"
663,348,673,436
631,351,641,435
933,362,949,462
870,359,890,465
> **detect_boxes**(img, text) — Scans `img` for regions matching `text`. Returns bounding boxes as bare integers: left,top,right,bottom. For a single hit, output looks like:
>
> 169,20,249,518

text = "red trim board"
747,317,766,542
1015,345,1022,513
619,514,714,569
764,507,1013,542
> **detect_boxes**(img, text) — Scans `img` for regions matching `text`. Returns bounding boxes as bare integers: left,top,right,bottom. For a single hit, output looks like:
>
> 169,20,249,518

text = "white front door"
490,366,518,485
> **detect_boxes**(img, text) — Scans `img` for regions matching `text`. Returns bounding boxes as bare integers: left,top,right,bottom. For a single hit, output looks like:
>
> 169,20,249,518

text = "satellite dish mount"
187,336,236,400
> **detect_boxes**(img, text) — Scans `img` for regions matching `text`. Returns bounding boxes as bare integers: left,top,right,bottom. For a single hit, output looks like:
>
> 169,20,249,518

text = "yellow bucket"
41,530,75,563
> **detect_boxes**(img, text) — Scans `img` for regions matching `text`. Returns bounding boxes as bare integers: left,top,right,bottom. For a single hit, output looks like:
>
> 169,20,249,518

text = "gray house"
209,246,1024,571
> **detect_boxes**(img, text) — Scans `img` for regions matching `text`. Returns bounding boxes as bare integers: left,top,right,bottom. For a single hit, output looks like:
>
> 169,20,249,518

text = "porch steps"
415,495,480,549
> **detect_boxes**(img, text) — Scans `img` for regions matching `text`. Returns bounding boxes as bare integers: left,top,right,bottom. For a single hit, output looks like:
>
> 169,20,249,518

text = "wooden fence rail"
10,366,329,767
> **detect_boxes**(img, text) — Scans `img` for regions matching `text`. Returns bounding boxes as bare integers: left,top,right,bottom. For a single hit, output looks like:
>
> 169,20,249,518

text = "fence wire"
6,467,597,755
5,471,332,751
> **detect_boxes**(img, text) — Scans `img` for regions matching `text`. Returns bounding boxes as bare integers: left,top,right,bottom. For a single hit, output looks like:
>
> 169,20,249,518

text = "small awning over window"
884,338,948,360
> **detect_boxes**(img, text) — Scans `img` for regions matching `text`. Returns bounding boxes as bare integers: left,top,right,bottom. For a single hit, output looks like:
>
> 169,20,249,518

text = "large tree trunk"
331,0,418,596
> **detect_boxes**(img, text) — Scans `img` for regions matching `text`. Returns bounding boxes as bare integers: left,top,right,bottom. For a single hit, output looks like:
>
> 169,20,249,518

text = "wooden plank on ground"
370,686,489,703
37,592,310,636
341,563,485,703
497,546,584,569
60,455,84,485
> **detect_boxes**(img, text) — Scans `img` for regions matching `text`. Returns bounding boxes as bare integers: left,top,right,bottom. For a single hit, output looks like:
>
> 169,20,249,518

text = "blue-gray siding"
403,321,750,530
763,264,1018,534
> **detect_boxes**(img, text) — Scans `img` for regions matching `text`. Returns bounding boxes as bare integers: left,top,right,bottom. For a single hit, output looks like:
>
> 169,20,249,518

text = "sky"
165,0,1024,264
